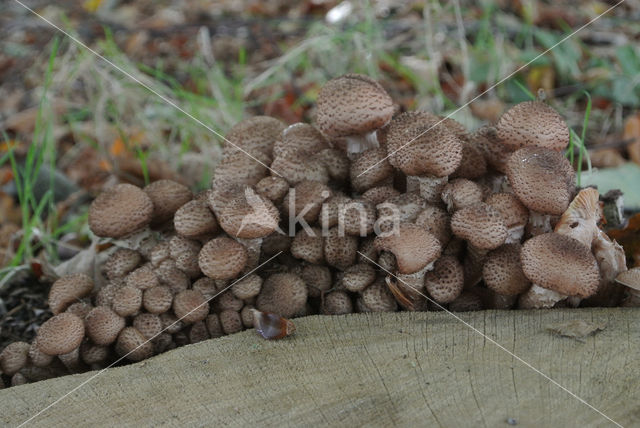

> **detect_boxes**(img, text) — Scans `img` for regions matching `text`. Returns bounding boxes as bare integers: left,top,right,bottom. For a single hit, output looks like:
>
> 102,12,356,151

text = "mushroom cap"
212,291,243,313
485,192,529,229
283,180,332,224
415,205,451,248
451,203,508,250
324,227,359,271
219,310,244,335
103,248,141,280
125,264,160,290
255,176,290,203
133,313,163,340
471,125,513,174
424,255,464,304
317,148,350,182
440,178,483,213
174,199,219,238
505,146,575,215
482,244,530,296
361,279,398,312
374,224,442,274
36,313,85,356
112,285,143,317
0,342,30,376
224,116,286,160
452,139,487,179
291,227,324,265
48,273,94,315
88,183,154,238
173,289,209,324
342,263,377,292
169,236,202,278
256,273,308,318
231,274,263,300
85,306,126,346
521,233,600,297
143,179,193,225
316,74,394,139
340,199,376,237
496,101,570,152
142,286,173,314
115,327,154,362
350,148,394,192
271,123,331,185
616,268,640,291
385,111,463,177
361,186,400,206
322,290,354,315
198,237,248,280
218,187,280,239
299,264,332,298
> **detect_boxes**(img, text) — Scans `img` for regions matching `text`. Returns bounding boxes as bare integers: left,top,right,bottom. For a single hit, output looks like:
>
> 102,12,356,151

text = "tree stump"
1,308,638,426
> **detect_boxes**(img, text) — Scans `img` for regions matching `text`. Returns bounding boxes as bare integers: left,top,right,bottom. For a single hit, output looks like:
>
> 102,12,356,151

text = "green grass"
1,37,63,285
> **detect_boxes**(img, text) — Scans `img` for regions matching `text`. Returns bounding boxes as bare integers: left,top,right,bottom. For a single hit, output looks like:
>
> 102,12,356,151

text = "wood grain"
1,308,639,427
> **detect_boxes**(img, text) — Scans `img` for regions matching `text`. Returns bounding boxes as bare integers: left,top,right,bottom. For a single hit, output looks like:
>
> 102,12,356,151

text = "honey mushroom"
0,73,631,388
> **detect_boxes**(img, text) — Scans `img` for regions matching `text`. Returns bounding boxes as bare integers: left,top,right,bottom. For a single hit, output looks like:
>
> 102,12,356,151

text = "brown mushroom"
48,273,94,315
88,183,154,238
256,273,308,318
198,237,248,280
143,179,192,225
36,313,85,356
316,74,394,156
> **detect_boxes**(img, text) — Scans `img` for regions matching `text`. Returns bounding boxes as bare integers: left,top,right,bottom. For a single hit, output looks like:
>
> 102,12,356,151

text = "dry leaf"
546,320,607,342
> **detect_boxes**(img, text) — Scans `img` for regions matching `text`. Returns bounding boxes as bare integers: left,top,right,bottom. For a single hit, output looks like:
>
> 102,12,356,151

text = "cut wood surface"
1,308,639,427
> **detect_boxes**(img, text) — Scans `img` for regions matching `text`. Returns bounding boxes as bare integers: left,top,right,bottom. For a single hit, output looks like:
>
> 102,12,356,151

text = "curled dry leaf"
251,309,296,340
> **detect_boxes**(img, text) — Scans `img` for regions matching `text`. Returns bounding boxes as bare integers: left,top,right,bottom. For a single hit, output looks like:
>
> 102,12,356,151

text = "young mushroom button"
48,273,94,315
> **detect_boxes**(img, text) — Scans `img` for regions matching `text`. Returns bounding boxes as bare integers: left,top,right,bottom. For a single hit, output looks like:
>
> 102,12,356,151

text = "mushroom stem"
518,284,567,309
504,225,525,244
527,211,553,236
406,175,448,203
345,131,379,160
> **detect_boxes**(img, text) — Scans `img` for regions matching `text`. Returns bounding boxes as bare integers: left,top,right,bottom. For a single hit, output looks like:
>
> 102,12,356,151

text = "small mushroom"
424,255,465,304
103,248,141,280
495,100,570,152
198,237,248,280
36,313,85,356
143,179,192,225
88,183,154,238
0,342,30,376
322,291,354,315
115,327,154,362
173,290,209,324
48,273,94,315
519,233,600,308
482,244,530,296
316,74,394,156
256,273,308,318
85,307,126,346
375,224,442,275
173,199,219,239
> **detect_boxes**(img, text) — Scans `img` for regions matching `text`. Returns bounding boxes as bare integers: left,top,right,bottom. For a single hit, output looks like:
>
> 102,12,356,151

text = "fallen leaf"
581,162,640,210
623,112,640,165
546,320,607,342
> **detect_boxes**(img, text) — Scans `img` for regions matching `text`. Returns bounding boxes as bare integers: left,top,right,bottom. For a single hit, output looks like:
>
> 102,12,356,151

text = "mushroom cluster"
0,74,632,387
